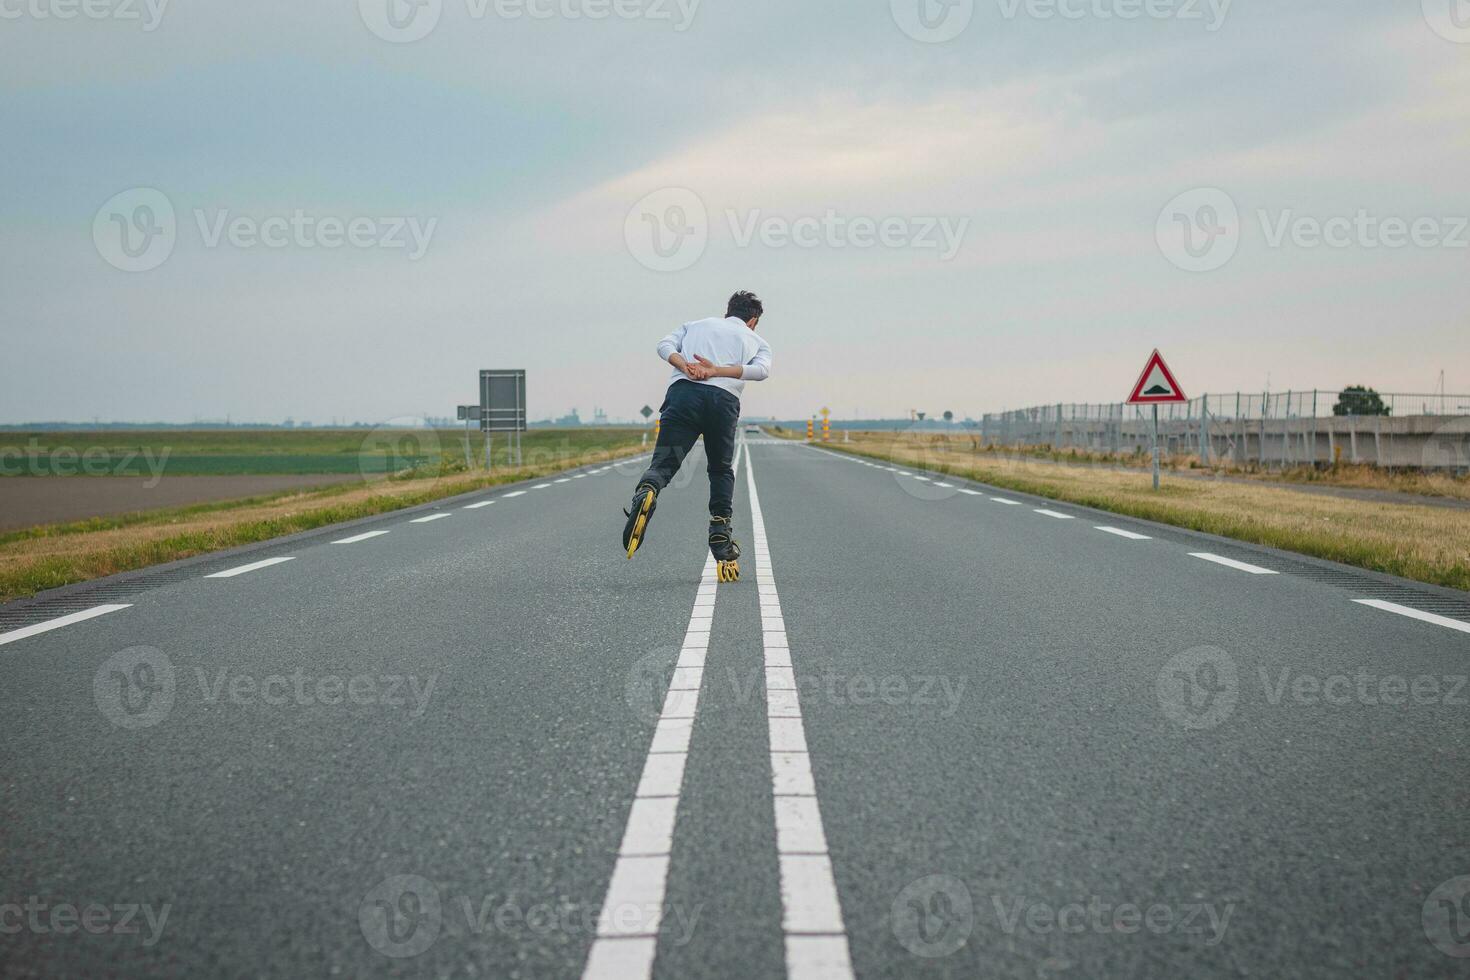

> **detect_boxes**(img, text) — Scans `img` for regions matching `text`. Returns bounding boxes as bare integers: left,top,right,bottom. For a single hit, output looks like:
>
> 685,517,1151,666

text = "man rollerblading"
621,290,772,582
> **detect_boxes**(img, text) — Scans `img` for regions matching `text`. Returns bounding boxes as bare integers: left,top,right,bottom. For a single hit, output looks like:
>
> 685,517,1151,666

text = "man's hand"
692,355,739,380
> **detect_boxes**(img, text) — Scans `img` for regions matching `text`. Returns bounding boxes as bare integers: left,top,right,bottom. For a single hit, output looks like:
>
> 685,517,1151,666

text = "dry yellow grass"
0,443,645,604
832,433,1470,593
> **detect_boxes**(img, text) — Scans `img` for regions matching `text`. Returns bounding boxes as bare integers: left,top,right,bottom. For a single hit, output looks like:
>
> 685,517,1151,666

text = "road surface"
3,439,1468,978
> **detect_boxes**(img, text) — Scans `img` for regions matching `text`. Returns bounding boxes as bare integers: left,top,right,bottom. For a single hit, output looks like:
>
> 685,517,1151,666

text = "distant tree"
1333,386,1391,416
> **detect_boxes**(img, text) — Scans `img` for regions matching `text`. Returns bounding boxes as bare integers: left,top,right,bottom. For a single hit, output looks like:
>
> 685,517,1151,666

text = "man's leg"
701,388,741,519
637,382,701,493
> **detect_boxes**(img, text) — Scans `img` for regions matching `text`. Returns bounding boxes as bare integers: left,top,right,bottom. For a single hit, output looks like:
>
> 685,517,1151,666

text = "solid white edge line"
333,530,391,544
205,556,296,579
744,445,855,980
1189,553,1278,575
0,604,133,648
1353,599,1470,635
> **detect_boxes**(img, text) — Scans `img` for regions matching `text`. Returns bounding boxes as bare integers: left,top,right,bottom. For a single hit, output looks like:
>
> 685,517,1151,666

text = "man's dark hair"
726,290,764,322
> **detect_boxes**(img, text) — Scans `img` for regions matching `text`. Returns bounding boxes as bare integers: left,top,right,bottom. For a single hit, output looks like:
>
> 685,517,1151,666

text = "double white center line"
582,444,743,980
746,450,854,979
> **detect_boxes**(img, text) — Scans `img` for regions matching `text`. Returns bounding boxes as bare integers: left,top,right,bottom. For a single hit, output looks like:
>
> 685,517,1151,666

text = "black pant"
638,380,741,518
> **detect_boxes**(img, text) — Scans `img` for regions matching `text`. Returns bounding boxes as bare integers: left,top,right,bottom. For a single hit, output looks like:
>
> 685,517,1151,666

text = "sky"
3,0,1468,424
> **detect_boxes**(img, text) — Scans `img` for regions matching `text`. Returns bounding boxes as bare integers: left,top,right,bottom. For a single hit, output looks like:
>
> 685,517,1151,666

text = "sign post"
1126,350,1187,490
457,405,480,469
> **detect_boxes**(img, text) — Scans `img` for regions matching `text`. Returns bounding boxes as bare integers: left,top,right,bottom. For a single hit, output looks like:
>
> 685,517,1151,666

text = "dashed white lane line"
333,530,391,544
205,557,296,579
1034,509,1075,520
555,478,572,484
410,513,451,524
745,448,855,980
573,474,588,479
463,500,495,510
503,490,528,498
0,604,132,648
989,497,1021,505
1189,553,1278,575
1353,599,1470,635
582,444,744,980
532,483,553,490
934,482,955,488
956,488,983,496
1095,526,1152,540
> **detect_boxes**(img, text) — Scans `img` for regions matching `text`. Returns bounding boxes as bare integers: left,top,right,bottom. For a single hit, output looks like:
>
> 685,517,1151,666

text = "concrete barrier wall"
979,414,1470,471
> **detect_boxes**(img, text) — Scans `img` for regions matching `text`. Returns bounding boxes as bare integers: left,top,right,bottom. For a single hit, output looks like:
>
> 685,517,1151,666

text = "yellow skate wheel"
717,559,740,582
626,513,647,559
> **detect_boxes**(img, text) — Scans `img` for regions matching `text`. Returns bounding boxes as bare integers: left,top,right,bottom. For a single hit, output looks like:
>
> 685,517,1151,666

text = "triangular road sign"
1127,349,1187,404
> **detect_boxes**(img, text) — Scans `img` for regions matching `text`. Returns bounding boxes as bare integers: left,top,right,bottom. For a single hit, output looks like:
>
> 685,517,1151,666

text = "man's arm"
658,324,704,379
692,340,771,382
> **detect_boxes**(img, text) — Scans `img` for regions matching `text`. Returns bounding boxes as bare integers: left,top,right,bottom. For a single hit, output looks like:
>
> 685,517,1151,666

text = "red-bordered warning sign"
1127,350,1187,405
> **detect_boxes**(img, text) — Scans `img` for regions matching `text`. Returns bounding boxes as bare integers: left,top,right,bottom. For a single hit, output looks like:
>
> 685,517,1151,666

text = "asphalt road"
2,439,1468,979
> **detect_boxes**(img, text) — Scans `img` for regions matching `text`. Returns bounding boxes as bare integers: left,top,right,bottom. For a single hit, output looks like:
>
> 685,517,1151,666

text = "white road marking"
582,447,746,980
0,604,132,648
333,530,391,544
1095,526,1151,540
555,478,571,484
1189,553,1278,575
1034,509,1075,520
532,483,552,490
463,500,495,510
990,497,1022,505
410,513,451,524
1353,599,1470,635
503,491,528,498
744,448,854,980
956,488,983,496
934,482,955,488
205,557,296,579
911,476,931,482
574,474,588,479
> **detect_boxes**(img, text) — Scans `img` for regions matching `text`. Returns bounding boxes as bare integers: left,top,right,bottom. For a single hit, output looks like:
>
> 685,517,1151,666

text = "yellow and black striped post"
806,419,814,440
822,418,830,442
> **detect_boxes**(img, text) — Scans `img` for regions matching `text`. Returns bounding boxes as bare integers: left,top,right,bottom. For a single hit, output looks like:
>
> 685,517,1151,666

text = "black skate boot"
708,516,742,582
622,483,659,559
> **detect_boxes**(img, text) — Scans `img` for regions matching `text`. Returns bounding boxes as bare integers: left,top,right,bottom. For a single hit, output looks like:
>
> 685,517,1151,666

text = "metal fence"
974,391,1470,470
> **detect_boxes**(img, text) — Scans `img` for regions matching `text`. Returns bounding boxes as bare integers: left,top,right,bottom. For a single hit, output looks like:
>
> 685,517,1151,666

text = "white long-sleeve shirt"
657,316,773,400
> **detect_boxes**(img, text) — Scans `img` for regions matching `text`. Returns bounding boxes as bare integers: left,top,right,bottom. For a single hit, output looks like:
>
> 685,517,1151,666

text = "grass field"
0,428,646,604
827,432,1470,593
0,428,644,477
